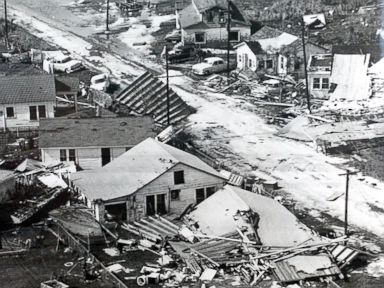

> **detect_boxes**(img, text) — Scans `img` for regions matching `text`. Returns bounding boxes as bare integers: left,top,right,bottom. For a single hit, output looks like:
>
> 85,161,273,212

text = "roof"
252,33,298,52
116,71,192,125
332,44,382,64
179,4,201,29
329,54,371,102
188,185,320,247
234,41,263,55
71,138,225,201
308,54,333,71
39,116,156,148
55,76,79,94
193,0,227,12
303,13,326,29
251,26,284,40
0,74,56,104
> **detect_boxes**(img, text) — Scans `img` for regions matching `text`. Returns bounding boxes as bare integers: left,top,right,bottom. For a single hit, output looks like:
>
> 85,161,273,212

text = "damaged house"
0,74,56,131
71,138,226,222
307,54,333,99
178,0,251,47
39,116,156,169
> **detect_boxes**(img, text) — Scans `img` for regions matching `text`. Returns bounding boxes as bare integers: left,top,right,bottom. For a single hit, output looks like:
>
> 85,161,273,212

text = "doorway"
146,194,167,216
101,148,111,166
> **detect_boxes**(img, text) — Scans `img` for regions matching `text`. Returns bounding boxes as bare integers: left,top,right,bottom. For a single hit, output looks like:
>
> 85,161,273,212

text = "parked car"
90,74,110,91
166,46,196,64
165,30,181,42
49,54,83,73
192,57,229,75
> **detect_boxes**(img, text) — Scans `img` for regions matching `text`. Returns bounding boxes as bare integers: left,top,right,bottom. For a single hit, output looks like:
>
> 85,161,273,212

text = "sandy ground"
5,0,384,281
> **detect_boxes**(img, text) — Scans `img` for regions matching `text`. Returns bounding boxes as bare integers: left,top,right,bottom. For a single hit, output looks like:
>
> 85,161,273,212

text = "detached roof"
39,116,156,148
188,185,320,247
330,54,371,102
55,76,79,94
0,74,56,104
71,138,224,201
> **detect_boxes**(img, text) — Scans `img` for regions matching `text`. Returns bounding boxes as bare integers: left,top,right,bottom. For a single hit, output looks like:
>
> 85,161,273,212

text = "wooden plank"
139,218,175,236
156,215,180,230
131,222,162,238
191,249,220,267
148,216,178,234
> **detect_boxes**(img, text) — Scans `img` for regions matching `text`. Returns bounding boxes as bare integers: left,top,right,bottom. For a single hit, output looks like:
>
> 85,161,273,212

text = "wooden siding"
99,163,226,222
42,146,129,170
236,44,258,71
0,101,55,130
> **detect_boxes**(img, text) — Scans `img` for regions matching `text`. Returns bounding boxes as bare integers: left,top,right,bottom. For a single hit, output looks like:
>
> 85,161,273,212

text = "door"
101,148,111,166
146,195,156,216
29,106,37,121
244,54,249,68
156,194,166,215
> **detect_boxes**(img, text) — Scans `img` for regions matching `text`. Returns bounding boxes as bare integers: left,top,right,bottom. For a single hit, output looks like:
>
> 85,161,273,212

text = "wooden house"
0,75,56,131
307,54,332,99
39,116,156,170
178,0,250,48
71,138,226,222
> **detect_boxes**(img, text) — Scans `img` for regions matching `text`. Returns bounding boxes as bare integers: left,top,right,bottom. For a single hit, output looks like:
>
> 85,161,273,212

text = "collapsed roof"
186,185,320,247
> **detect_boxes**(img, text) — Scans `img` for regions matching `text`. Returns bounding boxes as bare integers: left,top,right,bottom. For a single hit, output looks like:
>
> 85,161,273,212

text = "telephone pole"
165,45,170,126
106,0,110,32
339,169,357,236
4,0,8,49
226,0,231,81
301,19,311,113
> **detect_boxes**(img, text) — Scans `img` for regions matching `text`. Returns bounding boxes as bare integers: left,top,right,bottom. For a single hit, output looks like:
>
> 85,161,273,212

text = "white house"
307,54,333,99
39,116,156,170
234,41,288,76
0,75,56,131
71,138,227,222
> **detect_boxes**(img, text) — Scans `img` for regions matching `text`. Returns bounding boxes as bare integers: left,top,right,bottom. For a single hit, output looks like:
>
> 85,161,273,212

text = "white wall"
0,101,55,130
236,44,258,71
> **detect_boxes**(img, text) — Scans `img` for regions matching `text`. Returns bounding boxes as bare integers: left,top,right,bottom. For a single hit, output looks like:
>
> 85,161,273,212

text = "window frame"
68,149,76,163
5,107,15,118
265,59,273,69
313,77,321,89
228,30,240,42
194,32,206,44
170,189,180,201
321,77,330,89
60,149,67,162
29,106,38,121
38,105,46,119
174,170,185,185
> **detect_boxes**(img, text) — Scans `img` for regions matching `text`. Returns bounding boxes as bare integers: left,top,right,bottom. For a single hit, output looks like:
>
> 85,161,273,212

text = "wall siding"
0,101,55,130
42,147,129,170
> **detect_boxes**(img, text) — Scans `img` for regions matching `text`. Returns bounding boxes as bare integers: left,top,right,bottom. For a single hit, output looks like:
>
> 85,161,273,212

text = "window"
170,189,180,201
265,60,273,69
313,78,321,89
229,31,240,42
322,78,330,89
38,105,46,118
68,149,76,162
60,149,67,161
280,57,285,69
206,10,214,23
238,55,241,62
258,61,265,69
174,170,185,185
196,188,205,204
195,32,206,44
249,59,252,68
29,106,38,121
6,107,14,118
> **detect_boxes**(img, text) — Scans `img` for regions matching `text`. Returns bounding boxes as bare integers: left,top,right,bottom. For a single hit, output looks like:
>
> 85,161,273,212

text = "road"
6,0,384,273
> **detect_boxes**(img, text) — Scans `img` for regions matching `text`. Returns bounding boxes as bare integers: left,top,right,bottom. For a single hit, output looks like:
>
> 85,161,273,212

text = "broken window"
265,60,273,69
60,149,67,162
38,105,46,118
313,78,321,89
6,107,14,118
68,149,76,162
195,32,206,44
229,31,240,42
322,78,330,89
171,189,180,201
29,106,38,121
174,170,185,185
196,188,205,204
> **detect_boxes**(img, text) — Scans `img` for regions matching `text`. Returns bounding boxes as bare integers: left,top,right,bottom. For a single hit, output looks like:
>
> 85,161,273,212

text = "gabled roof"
234,41,263,55
251,26,284,40
55,76,79,94
179,4,201,29
71,138,225,201
39,116,156,148
0,74,56,105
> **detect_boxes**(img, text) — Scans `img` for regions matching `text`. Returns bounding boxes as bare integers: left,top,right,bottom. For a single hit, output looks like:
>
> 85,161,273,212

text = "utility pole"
339,169,357,236
106,0,110,32
226,0,231,81
301,19,311,113
4,0,8,49
165,45,170,126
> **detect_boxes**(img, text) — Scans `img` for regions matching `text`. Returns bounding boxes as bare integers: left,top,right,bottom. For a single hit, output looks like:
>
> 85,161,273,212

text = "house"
307,54,333,99
178,0,251,47
71,138,227,222
0,74,56,131
39,116,157,170
234,41,288,76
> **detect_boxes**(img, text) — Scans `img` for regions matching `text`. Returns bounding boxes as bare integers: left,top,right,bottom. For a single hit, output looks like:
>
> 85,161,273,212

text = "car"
166,46,196,64
49,54,83,73
165,30,181,42
90,74,110,91
192,57,228,75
